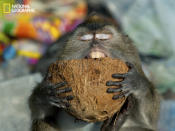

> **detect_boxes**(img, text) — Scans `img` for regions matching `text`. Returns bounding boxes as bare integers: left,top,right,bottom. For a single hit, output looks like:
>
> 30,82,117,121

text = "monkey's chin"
85,50,109,59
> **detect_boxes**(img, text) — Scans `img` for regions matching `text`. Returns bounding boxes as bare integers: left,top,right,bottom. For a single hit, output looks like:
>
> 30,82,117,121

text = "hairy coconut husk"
47,57,128,122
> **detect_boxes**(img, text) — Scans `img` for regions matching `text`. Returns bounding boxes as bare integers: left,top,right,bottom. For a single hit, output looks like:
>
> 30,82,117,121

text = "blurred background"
0,0,175,131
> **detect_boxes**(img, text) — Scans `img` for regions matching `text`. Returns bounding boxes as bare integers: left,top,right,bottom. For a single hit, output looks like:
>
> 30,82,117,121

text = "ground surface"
0,73,174,131
0,73,42,131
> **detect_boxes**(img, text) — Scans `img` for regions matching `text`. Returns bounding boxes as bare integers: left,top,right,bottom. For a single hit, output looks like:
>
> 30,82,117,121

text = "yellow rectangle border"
3,3,11,14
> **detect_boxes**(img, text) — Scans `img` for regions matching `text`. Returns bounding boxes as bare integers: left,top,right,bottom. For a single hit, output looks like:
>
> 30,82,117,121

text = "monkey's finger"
52,82,67,89
107,85,129,95
107,88,122,93
45,81,67,89
49,96,73,108
56,87,72,94
49,96,74,102
112,74,127,79
50,101,66,108
112,91,130,100
107,86,130,93
65,95,74,101
106,81,124,86
50,101,70,108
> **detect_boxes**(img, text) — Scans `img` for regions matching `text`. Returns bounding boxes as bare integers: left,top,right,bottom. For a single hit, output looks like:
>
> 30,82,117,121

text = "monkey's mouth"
85,49,109,59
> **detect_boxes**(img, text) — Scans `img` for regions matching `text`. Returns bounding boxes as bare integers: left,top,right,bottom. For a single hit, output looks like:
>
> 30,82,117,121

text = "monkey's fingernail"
112,95,119,100
65,87,72,92
106,81,112,86
125,62,134,69
62,81,68,85
112,74,116,77
65,103,71,108
55,82,66,88
66,95,74,100
107,88,114,93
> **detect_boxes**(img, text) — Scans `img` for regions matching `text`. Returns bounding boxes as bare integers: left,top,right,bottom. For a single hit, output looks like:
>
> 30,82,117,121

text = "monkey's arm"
29,81,73,131
31,119,58,131
105,62,160,131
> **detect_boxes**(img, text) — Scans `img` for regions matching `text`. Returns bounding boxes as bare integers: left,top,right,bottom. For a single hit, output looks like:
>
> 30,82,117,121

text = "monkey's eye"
95,34,112,40
80,34,94,41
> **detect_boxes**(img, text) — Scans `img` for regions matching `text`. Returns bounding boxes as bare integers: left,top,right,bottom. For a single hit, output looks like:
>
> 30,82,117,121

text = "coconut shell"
47,57,128,122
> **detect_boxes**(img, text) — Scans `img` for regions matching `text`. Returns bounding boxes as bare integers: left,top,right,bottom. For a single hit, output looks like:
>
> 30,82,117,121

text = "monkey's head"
59,13,142,71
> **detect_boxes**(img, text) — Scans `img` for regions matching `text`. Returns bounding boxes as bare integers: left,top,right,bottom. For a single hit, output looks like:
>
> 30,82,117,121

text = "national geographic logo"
3,3,11,13
1,2,35,14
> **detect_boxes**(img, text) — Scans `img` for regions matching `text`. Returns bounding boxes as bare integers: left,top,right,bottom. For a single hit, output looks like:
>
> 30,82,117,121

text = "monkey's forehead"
78,13,118,31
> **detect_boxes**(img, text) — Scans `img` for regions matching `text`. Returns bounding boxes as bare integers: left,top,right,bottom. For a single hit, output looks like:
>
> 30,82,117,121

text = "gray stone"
0,73,42,131
158,100,175,131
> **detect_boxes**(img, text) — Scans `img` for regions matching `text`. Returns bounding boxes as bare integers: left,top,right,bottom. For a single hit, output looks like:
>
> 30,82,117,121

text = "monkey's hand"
38,81,74,109
106,62,148,100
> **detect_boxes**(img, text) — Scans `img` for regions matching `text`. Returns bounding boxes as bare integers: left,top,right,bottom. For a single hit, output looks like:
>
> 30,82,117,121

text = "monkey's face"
60,14,132,60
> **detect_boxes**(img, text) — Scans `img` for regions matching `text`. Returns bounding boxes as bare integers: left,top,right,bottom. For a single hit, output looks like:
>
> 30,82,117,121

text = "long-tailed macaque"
29,13,160,131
